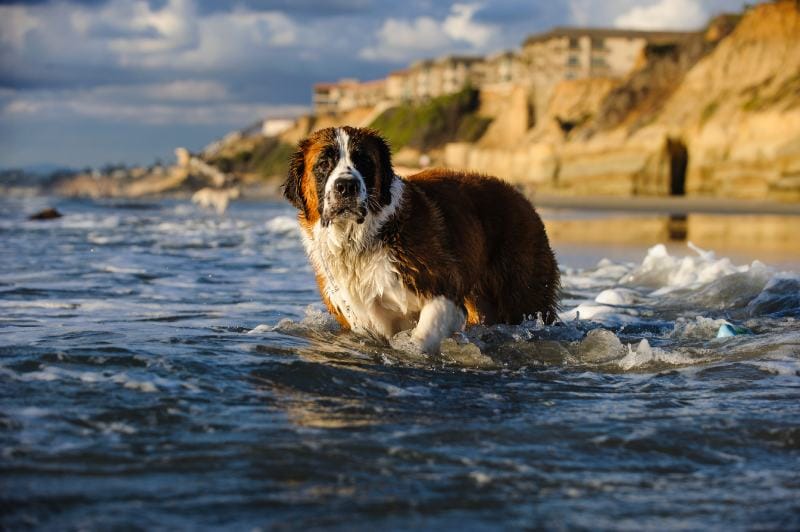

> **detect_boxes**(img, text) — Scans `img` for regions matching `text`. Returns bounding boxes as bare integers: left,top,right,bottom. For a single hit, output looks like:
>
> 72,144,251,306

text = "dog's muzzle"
322,176,366,226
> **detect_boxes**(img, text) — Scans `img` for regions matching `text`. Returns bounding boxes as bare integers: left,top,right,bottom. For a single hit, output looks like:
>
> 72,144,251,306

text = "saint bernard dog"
283,126,559,354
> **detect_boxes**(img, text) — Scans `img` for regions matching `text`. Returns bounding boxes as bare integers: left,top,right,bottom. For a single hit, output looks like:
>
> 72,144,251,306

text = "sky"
0,0,751,169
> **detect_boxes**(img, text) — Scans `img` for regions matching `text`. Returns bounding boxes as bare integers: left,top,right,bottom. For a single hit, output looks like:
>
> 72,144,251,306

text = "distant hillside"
202,87,491,180
205,136,295,185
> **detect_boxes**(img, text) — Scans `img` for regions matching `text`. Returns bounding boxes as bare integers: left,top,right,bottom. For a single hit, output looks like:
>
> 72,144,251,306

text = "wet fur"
283,126,559,353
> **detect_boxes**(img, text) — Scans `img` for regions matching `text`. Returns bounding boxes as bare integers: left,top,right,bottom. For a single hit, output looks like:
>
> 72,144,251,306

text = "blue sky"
0,0,750,169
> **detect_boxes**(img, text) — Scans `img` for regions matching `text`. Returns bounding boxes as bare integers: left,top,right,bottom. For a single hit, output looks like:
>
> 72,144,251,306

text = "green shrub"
369,87,492,152
700,100,719,126
206,136,295,180
208,87,495,180
250,138,294,178
741,73,800,112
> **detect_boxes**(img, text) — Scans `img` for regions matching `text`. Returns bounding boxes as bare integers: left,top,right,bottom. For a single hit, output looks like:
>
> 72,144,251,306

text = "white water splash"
248,242,799,373
265,215,300,235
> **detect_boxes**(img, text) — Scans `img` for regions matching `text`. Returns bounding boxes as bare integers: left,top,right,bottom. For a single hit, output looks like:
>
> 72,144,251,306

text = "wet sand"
534,195,799,269
532,193,800,216
542,211,798,265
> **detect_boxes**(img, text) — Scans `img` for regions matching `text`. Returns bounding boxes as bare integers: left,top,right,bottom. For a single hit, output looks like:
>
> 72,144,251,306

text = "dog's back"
391,168,560,325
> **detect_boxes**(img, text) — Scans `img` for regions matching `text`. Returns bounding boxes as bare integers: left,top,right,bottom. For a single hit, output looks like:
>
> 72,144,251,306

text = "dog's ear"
283,141,308,216
367,129,395,206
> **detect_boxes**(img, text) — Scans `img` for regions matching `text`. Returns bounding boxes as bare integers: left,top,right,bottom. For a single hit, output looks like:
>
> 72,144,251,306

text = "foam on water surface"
253,241,800,373
265,215,301,235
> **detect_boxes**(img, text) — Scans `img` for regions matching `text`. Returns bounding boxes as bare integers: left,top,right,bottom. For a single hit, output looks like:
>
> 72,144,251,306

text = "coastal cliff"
446,0,800,200
43,0,800,202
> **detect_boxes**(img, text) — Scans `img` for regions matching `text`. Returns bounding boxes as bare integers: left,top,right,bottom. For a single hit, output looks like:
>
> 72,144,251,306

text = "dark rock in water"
29,208,63,220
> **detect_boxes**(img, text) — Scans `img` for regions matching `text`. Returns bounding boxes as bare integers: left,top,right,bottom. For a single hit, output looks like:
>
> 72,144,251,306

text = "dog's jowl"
283,126,559,354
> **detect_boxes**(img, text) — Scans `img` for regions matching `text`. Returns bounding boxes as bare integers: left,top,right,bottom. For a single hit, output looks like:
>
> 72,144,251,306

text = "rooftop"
523,26,701,47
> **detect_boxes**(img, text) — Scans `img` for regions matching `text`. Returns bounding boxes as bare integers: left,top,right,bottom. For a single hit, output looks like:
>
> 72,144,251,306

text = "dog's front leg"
412,296,466,354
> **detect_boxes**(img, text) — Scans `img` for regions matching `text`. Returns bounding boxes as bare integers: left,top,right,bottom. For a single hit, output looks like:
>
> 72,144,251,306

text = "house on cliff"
521,27,699,114
313,55,483,113
311,26,698,115
313,78,387,114
481,51,526,87
522,27,697,83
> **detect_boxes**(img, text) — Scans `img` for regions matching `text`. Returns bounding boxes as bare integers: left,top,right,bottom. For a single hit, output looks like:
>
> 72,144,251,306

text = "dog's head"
283,126,394,228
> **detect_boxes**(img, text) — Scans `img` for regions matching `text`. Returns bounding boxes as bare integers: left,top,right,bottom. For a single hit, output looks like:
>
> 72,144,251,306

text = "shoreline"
8,188,798,255
8,188,800,265
531,194,800,216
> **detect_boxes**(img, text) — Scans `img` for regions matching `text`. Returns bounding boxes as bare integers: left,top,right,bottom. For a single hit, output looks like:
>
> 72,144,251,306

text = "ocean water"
1,197,799,530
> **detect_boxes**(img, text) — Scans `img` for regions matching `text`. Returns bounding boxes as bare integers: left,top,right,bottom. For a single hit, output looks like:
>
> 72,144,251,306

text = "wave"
249,243,800,373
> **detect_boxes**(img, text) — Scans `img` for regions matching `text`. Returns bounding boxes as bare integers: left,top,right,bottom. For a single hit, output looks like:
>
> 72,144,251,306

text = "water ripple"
1,197,799,529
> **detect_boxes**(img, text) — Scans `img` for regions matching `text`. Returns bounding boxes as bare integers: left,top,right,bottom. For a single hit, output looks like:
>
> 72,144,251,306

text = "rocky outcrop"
475,84,532,148
664,0,800,200
445,0,800,201
28,208,63,221
581,35,712,136
54,148,236,199
445,142,558,186
445,77,620,187
531,78,619,141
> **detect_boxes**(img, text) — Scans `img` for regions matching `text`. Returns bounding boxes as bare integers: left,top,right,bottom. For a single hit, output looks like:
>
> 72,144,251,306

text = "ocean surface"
2,197,799,531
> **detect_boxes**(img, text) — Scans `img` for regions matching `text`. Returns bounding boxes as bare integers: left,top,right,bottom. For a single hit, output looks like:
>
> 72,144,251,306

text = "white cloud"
360,17,451,61
5,99,44,115
141,80,229,101
66,101,307,126
0,5,38,50
2,86,306,126
360,3,497,62
2,78,306,126
1,2,113,67
442,4,494,48
566,0,740,29
0,0,298,74
149,8,298,70
72,0,199,55
83,80,230,102
614,0,708,30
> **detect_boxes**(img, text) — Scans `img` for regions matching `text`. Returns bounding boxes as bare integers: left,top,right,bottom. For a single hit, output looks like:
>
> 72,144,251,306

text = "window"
568,37,580,49
590,57,608,68
567,55,579,66
591,37,606,50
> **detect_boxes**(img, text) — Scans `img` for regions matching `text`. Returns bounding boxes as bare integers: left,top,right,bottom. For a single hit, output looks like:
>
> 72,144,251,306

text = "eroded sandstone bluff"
445,0,800,201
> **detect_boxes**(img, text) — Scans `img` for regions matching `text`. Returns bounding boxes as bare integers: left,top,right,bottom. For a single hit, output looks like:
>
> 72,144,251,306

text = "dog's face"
283,126,394,228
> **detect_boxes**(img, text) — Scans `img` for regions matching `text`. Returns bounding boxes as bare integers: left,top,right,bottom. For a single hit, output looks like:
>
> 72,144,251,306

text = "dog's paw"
390,329,434,357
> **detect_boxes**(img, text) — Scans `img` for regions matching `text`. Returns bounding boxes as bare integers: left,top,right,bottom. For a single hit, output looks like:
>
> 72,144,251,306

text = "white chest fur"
298,176,464,353
303,223,421,338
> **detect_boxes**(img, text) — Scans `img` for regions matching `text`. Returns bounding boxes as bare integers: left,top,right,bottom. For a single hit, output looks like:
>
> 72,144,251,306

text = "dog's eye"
315,153,334,174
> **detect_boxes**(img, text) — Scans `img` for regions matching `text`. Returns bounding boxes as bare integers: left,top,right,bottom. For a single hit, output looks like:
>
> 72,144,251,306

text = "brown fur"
379,169,560,325
283,127,560,334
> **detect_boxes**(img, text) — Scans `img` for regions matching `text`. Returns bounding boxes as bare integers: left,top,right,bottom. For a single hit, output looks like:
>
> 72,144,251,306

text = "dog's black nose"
334,178,359,197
